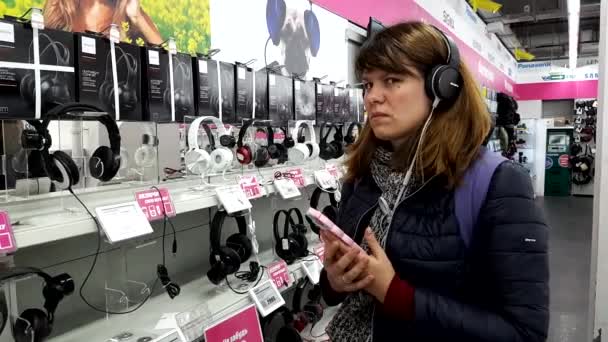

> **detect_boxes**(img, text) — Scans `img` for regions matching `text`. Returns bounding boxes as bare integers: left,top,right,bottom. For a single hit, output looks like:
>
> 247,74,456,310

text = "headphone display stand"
118,121,161,185
102,239,155,318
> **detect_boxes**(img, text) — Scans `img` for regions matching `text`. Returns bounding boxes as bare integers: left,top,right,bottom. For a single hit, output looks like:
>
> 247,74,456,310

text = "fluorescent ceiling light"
568,0,580,69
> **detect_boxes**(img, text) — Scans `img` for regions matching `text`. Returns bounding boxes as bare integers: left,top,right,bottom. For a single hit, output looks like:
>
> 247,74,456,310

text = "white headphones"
134,125,158,168
288,120,319,163
185,116,234,174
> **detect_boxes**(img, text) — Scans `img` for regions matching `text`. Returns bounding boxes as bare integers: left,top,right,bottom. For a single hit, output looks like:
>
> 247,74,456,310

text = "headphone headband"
435,28,460,69
319,122,333,143
210,210,248,252
187,116,226,151
292,120,316,144
238,120,254,148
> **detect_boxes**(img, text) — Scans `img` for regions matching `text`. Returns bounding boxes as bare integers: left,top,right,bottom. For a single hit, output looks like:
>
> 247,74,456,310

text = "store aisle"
540,196,593,342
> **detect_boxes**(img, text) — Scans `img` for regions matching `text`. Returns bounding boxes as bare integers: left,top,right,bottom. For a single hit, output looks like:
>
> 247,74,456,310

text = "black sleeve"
414,162,550,341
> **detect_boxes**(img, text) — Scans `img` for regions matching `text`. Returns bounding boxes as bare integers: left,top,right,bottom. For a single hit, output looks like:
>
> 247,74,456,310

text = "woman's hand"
321,230,374,293
362,228,396,303
126,0,142,25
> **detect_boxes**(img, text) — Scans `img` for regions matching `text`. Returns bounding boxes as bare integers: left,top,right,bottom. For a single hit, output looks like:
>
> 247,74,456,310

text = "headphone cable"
225,262,266,295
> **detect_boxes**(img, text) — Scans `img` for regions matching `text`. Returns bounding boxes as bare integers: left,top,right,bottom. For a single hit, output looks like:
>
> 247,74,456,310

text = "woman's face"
362,67,431,142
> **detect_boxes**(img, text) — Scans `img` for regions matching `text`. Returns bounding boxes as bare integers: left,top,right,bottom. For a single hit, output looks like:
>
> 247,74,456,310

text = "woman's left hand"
362,228,396,304
126,0,142,24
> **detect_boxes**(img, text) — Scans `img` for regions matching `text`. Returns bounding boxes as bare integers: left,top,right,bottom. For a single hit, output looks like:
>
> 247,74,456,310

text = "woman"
43,0,162,45
320,22,549,341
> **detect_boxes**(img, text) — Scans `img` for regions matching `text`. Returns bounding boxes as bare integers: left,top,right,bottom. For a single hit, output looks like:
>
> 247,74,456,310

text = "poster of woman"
0,0,211,54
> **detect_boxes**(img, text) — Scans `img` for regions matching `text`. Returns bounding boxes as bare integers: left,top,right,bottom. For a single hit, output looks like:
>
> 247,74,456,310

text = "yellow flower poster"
0,0,211,55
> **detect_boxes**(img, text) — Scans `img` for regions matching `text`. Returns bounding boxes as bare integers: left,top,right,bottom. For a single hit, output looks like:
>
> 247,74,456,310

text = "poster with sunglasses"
194,57,220,118
219,61,236,124
255,70,269,120
268,73,294,126
315,83,334,124
235,65,254,123
294,79,316,123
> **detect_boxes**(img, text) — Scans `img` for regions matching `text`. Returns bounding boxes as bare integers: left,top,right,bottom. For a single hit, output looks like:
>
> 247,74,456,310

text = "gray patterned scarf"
326,146,417,342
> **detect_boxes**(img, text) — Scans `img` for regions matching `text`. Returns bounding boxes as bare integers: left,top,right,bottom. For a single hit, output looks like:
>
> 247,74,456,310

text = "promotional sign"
267,260,290,289
238,175,263,200
204,304,264,342
287,168,306,188
135,188,176,221
326,164,341,179
0,211,17,254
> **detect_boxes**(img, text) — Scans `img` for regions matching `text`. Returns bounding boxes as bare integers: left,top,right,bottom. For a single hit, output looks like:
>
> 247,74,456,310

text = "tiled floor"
540,196,594,342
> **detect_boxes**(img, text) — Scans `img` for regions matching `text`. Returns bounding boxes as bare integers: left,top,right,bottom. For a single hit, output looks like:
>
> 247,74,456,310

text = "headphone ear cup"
185,148,210,174
89,146,118,182
19,72,35,107
304,9,320,57
210,148,233,171
134,145,155,168
236,146,252,165
207,247,241,285
14,308,51,342
289,232,308,258
309,143,320,159
425,65,443,100
226,233,253,262
331,141,343,158
276,326,303,342
51,150,79,189
276,236,298,264
283,137,295,148
322,205,337,224
266,0,286,46
426,65,462,101
254,147,269,167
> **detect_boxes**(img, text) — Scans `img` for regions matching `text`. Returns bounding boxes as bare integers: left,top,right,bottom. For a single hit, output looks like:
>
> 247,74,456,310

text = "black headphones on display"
236,120,255,165
424,27,462,103
254,127,271,168
281,126,295,149
267,126,288,164
306,187,339,235
344,122,362,146
207,210,253,285
260,306,302,342
99,46,138,114
27,103,121,189
21,33,72,112
292,277,323,328
0,267,74,342
273,208,309,265
164,56,193,114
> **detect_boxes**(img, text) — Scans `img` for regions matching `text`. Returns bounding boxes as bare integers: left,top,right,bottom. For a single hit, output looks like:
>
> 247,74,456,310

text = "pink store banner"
312,0,515,96
515,80,599,101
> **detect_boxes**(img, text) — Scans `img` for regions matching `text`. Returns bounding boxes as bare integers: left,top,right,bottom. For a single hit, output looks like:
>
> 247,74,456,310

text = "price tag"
295,80,301,91
238,175,263,200
317,85,323,94
149,50,160,66
267,260,290,289
31,8,44,30
269,74,276,86
135,188,176,222
109,24,120,43
216,186,252,214
301,258,324,285
198,59,208,74
0,23,15,43
0,211,17,254
326,164,341,178
334,88,339,97
168,38,177,55
313,244,325,263
249,280,285,317
287,168,305,187
314,169,338,190
274,179,301,199
238,67,246,80
95,202,154,243
204,304,264,342
81,36,96,55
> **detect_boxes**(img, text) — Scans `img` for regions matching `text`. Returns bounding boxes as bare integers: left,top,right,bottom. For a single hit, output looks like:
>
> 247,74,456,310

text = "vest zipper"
353,203,378,245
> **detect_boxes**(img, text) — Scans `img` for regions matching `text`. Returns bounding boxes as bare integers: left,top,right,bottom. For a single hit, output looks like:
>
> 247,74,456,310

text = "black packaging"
219,62,236,124
0,20,76,119
254,70,268,120
294,79,315,122
268,73,294,126
335,87,350,123
315,82,334,124
235,64,253,123
76,33,142,121
348,87,359,122
142,47,171,122
193,56,220,117
171,52,195,122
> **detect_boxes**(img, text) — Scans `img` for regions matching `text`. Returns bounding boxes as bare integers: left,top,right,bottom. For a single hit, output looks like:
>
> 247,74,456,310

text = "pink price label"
326,165,340,178
273,132,285,141
239,176,263,200
204,304,263,342
287,168,305,187
255,131,268,140
135,188,176,222
0,211,17,254
267,260,290,289
314,245,325,263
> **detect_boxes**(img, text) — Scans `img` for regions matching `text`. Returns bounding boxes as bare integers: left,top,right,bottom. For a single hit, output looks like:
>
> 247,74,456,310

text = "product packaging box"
75,33,143,121
315,82,334,124
219,62,236,124
234,64,253,123
268,73,294,127
171,52,195,122
348,87,361,122
0,19,76,119
294,79,316,123
333,87,350,123
142,47,171,122
193,56,220,118
254,70,268,120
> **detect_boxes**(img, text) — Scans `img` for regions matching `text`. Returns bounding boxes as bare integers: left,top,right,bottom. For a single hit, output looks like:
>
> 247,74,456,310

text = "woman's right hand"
322,231,374,293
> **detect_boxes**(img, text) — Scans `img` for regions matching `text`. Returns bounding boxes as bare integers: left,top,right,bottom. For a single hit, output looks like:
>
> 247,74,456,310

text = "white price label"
295,80,301,90
238,67,246,80
109,25,120,43
249,280,285,317
269,74,276,86
31,10,44,30
334,88,339,97
302,258,324,285
95,202,154,243
81,36,96,55
168,39,177,55
317,85,323,94
274,179,301,199
149,50,160,66
314,169,338,190
349,89,354,97
0,22,15,43
215,186,252,214
198,59,208,74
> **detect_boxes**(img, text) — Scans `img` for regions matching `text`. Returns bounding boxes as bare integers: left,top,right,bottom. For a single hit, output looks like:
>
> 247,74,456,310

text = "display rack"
515,119,537,182
571,99,597,196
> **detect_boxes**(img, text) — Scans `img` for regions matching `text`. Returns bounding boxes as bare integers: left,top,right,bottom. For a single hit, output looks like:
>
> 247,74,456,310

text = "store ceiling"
478,0,601,62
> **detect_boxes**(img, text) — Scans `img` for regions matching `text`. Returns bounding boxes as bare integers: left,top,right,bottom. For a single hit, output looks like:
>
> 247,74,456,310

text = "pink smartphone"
306,208,364,252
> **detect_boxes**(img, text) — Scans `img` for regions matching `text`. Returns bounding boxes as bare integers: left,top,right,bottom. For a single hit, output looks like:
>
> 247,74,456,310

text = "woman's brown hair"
44,0,129,32
346,21,491,188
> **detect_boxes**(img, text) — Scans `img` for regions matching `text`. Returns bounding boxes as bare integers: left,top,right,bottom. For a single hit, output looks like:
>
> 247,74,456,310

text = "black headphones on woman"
306,187,339,235
207,210,253,285
27,103,121,189
0,267,74,342
273,208,309,265
424,28,462,103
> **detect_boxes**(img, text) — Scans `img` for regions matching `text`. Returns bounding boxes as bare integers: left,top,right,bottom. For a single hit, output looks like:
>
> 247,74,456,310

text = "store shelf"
4,160,335,249
49,241,323,342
